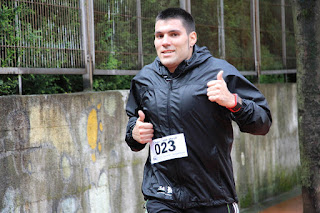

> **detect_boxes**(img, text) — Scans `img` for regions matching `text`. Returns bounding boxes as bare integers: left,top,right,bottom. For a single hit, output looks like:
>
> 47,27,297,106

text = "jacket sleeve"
125,81,147,152
226,74,272,135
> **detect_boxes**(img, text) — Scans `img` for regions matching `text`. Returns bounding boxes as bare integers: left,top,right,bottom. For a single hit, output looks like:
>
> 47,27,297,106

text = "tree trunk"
292,1,320,212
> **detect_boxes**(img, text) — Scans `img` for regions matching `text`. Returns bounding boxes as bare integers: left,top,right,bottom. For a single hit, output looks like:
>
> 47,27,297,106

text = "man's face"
154,18,196,73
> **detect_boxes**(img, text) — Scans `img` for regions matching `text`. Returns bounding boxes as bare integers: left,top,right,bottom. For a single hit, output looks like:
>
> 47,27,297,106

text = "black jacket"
125,45,272,209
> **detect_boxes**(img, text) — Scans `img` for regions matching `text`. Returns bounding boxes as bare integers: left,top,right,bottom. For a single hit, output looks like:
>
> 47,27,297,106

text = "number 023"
154,140,176,155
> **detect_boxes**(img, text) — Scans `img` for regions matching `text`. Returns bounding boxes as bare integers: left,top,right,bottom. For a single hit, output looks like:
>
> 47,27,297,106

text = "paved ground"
261,195,303,213
240,188,302,213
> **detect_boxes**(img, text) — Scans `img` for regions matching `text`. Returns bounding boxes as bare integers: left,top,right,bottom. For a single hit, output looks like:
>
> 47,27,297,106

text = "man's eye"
156,35,163,39
171,33,179,37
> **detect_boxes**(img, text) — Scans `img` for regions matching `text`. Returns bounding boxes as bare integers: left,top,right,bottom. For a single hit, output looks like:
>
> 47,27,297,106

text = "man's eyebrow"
155,29,182,35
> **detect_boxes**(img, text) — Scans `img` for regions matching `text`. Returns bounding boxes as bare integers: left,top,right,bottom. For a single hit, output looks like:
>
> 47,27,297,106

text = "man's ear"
189,31,197,47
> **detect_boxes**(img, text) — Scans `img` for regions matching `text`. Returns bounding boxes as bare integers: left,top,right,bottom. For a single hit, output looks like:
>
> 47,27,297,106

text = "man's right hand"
132,110,154,144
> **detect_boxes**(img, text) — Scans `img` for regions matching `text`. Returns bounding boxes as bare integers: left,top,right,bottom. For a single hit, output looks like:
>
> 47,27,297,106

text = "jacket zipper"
164,64,188,202
167,79,173,135
166,78,184,203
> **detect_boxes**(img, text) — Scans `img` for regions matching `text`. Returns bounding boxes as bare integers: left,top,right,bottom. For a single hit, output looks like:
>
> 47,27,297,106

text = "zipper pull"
163,75,172,82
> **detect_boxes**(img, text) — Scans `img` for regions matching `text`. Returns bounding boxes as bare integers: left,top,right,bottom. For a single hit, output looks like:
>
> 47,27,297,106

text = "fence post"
281,0,287,68
251,0,261,81
180,0,191,13
281,0,287,81
81,0,95,91
137,0,144,69
217,0,226,60
15,0,23,95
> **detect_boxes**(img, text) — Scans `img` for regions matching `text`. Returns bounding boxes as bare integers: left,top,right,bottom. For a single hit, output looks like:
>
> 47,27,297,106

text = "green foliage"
0,0,296,95
245,74,287,84
0,3,21,95
93,75,133,91
0,4,22,67
0,74,84,95
22,75,83,95
0,75,18,95
260,74,285,83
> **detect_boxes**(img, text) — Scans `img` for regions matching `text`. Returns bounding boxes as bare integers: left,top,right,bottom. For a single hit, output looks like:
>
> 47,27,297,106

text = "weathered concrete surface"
232,83,300,208
0,91,147,213
0,84,299,212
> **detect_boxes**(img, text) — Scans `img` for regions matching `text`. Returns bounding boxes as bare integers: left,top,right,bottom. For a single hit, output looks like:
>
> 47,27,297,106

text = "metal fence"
0,0,84,71
93,0,181,76
0,0,296,92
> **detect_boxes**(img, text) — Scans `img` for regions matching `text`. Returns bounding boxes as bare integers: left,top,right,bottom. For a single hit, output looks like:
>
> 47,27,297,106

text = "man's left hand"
207,70,235,108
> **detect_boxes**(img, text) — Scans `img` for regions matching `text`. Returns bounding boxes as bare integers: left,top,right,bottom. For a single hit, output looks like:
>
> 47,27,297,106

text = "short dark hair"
156,8,195,34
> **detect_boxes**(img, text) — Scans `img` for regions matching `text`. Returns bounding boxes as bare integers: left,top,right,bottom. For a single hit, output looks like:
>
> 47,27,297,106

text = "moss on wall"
239,167,300,208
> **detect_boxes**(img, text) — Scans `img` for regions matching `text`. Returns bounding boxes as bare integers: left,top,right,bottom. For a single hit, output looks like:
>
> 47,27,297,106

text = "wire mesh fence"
94,0,139,71
192,0,255,73
0,0,84,69
0,0,296,85
93,0,180,73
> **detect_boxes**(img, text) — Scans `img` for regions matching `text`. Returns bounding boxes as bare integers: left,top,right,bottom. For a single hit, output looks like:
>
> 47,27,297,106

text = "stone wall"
0,84,299,212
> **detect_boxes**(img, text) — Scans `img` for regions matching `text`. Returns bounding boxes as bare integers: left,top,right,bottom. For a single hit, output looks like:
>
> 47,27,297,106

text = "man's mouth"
162,50,175,55
162,50,174,53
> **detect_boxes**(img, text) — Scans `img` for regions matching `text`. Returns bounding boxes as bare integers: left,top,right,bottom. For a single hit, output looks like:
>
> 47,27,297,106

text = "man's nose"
162,35,171,46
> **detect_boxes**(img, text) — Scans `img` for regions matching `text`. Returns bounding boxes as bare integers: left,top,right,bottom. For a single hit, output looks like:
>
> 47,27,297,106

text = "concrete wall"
0,84,299,212
232,83,300,208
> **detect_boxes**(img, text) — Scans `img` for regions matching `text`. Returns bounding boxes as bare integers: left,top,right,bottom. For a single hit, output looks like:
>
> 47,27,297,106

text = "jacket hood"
154,44,212,76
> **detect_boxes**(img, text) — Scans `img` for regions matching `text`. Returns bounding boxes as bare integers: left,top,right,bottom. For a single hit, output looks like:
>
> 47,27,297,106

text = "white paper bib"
150,133,188,164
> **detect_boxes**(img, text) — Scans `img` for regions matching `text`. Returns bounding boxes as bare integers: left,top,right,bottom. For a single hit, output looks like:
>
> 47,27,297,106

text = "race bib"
150,133,188,164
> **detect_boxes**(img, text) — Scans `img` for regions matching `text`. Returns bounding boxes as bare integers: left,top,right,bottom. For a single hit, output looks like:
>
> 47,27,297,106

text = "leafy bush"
0,75,18,95
22,75,83,95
